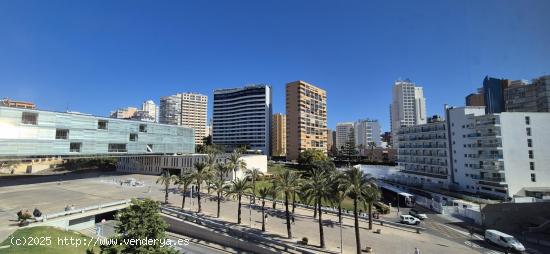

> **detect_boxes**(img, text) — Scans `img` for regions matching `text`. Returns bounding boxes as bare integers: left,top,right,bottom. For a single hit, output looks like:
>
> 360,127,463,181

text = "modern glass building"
0,106,194,157
212,84,272,155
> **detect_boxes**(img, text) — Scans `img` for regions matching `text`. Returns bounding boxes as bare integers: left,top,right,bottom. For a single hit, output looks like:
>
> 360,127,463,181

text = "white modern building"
395,118,450,189
159,93,208,145
390,79,427,132
354,119,381,148
212,85,272,155
447,107,550,200
335,122,354,151
117,154,267,181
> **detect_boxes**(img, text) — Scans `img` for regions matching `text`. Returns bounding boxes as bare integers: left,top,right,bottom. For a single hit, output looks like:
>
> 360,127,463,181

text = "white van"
484,229,525,252
400,215,420,225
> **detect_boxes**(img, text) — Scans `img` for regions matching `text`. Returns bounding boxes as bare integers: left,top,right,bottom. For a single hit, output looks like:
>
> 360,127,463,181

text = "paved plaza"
0,172,480,253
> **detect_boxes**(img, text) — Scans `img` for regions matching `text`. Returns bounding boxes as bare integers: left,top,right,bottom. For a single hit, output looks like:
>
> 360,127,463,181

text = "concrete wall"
481,202,550,234
162,214,280,254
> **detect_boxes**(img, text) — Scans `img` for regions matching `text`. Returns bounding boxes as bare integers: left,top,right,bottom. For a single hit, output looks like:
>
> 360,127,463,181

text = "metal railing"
41,199,131,222
160,206,319,254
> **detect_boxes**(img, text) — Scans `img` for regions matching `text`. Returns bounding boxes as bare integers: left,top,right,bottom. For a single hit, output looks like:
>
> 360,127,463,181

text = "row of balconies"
398,159,448,166
398,144,447,149
398,152,448,157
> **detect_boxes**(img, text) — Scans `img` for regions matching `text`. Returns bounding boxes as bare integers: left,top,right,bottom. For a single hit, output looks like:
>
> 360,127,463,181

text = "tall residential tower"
390,79,427,133
271,113,286,157
159,93,208,145
286,81,327,161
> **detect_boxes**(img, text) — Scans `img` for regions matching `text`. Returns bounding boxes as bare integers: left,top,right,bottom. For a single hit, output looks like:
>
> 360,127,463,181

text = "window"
98,120,108,130
139,124,147,132
526,127,531,136
129,133,138,142
531,173,536,182
530,162,535,171
108,143,127,153
146,144,153,153
525,116,530,125
528,150,534,159
527,139,532,148
21,112,38,125
70,142,81,153
55,129,69,139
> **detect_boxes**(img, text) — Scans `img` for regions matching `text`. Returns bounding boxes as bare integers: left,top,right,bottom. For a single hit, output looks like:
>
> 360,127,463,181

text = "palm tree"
215,163,231,182
226,177,251,224
258,187,270,232
246,168,263,204
187,161,212,213
268,184,278,209
362,184,381,230
340,167,376,254
156,170,177,204
330,171,346,224
228,150,247,181
302,168,333,248
177,173,194,210
211,178,228,218
274,169,300,239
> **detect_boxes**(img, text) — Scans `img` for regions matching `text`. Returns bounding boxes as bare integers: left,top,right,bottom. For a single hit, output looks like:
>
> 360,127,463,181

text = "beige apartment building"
286,81,327,161
271,113,286,157
181,93,208,145
160,93,208,145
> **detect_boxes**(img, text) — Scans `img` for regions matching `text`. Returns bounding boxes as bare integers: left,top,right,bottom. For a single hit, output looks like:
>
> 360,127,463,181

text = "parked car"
485,229,525,252
400,214,421,225
409,208,428,220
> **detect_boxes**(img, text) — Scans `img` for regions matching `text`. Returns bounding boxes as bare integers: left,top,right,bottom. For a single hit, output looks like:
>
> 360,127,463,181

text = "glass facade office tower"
212,85,272,155
0,106,194,157
483,76,511,114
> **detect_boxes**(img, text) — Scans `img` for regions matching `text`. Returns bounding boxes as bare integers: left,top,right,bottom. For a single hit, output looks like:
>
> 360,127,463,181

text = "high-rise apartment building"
390,79,427,133
142,100,158,122
271,113,286,157
327,129,336,155
336,122,354,151
286,81,327,161
447,107,550,200
159,93,208,145
110,107,138,119
395,118,450,189
465,90,485,107
505,76,550,112
212,85,271,155
354,119,381,148
395,105,550,200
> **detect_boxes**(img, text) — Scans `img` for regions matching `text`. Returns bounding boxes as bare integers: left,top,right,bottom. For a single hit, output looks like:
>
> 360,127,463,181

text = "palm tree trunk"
338,202,342,224
313,200,317,219
292,191,296,214
197,183,202,213
217,191,221,218
368,202,373,230
285,192,292,238
252,180,256,204
272,198,277,209
261,199,266,232
165,184,169,204
181,188,186,209
237,194,242,224
354,198,361,254
318,198,325,248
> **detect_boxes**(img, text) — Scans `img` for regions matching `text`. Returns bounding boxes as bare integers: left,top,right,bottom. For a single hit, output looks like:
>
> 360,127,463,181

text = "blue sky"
1,0,549,131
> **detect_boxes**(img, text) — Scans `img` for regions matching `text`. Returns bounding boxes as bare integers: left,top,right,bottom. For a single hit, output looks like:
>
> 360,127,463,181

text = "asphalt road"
398,206,544,254
168,235,235,254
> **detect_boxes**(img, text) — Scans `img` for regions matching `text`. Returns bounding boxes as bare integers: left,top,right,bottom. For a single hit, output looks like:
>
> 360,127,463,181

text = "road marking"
440,224,483,240
464,240,481,248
